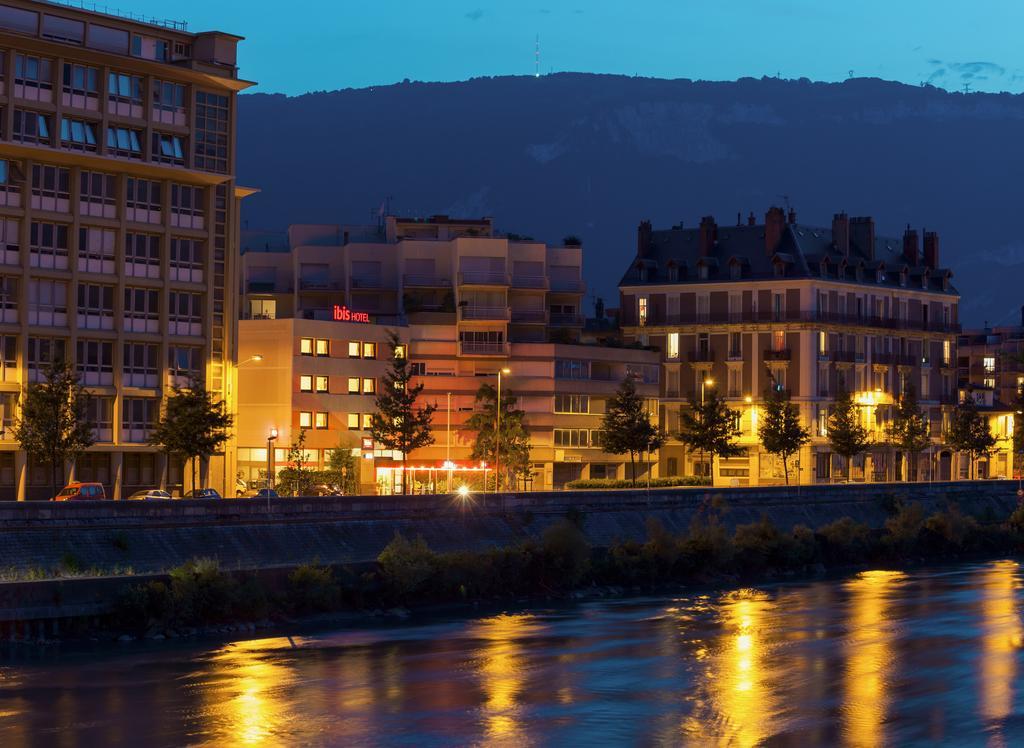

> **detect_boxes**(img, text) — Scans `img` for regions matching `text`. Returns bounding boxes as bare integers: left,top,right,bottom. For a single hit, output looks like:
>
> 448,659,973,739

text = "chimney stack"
832,212,850,255
747,211,756,226
923,231,939,269
787,208,797,225
850,216,875,260
699,215,716,257
765,206,786,255
902,225,919,266
637,220,652,259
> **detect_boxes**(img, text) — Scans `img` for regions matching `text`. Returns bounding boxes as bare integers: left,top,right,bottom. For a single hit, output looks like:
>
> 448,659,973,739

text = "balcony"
550,313,584,326
458,271,509,286
403,274,450,288
511,308,547,324
511,275,548,289
351,276,389,289
727,349,743,361
763,348,792,362
830,350,857,364
646,309,962,335
871,352,919,367
459,341,510,356
550,278,585,293
298,279,342,291
687,350,715,363
246,281,276,293
459,305,510,321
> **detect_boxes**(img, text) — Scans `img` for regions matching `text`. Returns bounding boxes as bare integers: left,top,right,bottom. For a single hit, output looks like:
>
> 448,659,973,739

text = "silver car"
125,489,173,501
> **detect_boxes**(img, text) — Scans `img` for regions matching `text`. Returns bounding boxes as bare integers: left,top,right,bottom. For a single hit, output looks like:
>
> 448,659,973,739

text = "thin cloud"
465,8,484,21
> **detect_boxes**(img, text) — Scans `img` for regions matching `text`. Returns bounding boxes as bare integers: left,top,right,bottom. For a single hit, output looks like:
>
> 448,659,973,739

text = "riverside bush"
884,501,926,553
921,506,978,552
733,516,815,571
288,563,340,613
565,477,710,490
377,533,438,600
169,558,240,626
540,520,591,588
817,517,876,563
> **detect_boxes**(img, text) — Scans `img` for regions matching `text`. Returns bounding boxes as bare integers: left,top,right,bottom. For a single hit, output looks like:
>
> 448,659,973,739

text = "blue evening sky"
129,0,1024,95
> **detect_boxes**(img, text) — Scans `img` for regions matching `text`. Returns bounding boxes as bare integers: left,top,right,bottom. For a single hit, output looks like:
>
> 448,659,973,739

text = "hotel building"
239,216,661,491
619,207,963,484
0,1,251,498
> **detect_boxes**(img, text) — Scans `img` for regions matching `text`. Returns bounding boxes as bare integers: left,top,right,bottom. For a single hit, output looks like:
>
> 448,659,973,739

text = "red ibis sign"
333,305,371,323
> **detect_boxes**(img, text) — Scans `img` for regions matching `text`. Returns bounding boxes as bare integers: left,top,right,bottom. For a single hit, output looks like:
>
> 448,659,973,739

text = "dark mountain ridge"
237,73,1024,326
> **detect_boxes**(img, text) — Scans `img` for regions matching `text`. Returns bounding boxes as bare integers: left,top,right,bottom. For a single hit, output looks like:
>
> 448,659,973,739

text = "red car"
52,482,107,501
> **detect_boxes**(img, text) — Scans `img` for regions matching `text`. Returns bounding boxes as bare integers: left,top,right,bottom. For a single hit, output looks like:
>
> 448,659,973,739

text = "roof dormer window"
668,264,678,282
698,264,709,280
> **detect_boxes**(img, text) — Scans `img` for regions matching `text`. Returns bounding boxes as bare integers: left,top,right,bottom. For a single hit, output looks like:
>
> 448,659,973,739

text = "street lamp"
266,427,278,491
496,367,511,492
701,377,714,406
239,354,264,365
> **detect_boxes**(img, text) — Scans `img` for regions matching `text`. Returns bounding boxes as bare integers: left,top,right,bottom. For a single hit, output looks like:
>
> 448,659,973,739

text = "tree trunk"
629,451,636,487
192,455,198,494
782,455,789,485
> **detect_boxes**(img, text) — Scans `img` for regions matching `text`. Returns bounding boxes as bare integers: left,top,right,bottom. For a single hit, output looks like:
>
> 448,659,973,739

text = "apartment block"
619,208,966,484
0,1,251,498
239,216,661,491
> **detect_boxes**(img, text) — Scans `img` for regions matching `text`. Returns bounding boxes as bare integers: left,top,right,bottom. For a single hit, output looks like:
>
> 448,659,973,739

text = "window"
772,330,786,352
984,377,996,390
75,339,113,385
347,413,359,429
14,54,52,101
170,184,204,229
637,297,648,327
167,345,201,383
0,277,16,323
298,411,312,429
362,413,373,429
299,375,313,392
362,378,376,394
77,226,115,274
314,412,328,429
79,171,115,218
315,339,329,356
554,429,591,448
818,330,827,357
131,34,169,62
362,342,377,359
169,237,203,282
394,344,406,359
194,91,230,173
0,335,15,382
126,178,161,222
30,165,70,212
667,333,679,360
107,71,143,116
942,340,951,367
106,126,142,158
152,80,186,125
348,341,360,358
27,337,66,382
554,394,589,413
121,398,158,442
983,356,996,374
248,299,275,320
76,283,114,330
729,332,742,359
555,359,590,379
123,287,159,333
348,377,360,394
299,338,313,356
124,342,158,387
84,396,113,442
28,278,67,326
60,117,98,152
13,109,51,145
61,63,99,109
168,291,202,335
152,132,185,166
316,376,329,393
125,233,160,277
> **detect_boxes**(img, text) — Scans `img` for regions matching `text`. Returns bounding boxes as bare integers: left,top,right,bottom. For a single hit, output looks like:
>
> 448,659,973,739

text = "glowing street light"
701,377,715,406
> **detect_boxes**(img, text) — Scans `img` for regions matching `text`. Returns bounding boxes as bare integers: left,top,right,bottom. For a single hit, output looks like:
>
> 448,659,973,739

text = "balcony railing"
830,350,858,363
871,352,919,367
298,279,342,291
511,275,548,289
687,350,715,363
458,271,509,286
511,308,547,323
351,276,388,289
763,348,792,361
550,279,585,293
459,341,510,356
640,309,961,334
403,274,450,287
550,313,584,326
459,305,510,321
246,281,276,293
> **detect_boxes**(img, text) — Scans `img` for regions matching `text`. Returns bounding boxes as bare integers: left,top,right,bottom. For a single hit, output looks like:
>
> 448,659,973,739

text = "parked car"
52,482,106,501
184,488,222,499
251,488,279,499
125,489,172,501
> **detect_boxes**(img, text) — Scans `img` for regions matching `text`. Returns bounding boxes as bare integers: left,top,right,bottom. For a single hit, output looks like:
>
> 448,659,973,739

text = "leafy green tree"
885,383,932,482
1014,387,1024,474
827,389,872,481
464,382,531,490
13,359,94,499
947,393,997,480
370,332,435,493
676,388,743,482
758,388,810,485
601,375,664,486
149,376,232,493
327,438,360,495
277,428,315,496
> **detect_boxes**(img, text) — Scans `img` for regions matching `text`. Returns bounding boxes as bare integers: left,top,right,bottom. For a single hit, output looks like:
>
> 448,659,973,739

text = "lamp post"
446,391,452,493
266,427,278,490
701,377,714,406
496,368,511,493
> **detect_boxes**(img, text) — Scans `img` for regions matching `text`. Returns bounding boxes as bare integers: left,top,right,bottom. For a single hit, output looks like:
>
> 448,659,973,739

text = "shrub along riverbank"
111,496,1024,637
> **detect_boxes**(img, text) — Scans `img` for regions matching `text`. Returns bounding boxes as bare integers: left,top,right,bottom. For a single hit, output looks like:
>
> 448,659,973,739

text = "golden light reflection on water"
978,560,1023,737
682,589,778,747
843,570,905,748
469,613,542,745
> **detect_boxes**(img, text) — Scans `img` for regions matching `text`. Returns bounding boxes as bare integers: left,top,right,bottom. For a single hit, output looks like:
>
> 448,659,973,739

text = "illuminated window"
984,377,996,389
299,338,313,356
983,356,996,373
348,377,359,394
554,394,589,414
362,413,373,429
942,340,951,366
362,378,376,394
818,331,827,356
773,330,786,352
347,413,359,429
299,375,312,392
315,339,329,356
298,411,312,429
667,333,679,360
314,412,328,429
638,297,648,327
362,342,376,359
394,344,406,359
348,341,360,358
315,376,328,393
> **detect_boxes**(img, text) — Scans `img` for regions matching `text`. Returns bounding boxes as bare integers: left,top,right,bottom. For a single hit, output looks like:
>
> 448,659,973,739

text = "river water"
2,561,1024,746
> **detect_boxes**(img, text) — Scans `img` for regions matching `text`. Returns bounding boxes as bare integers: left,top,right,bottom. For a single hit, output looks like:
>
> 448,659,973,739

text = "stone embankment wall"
0,481,1018,626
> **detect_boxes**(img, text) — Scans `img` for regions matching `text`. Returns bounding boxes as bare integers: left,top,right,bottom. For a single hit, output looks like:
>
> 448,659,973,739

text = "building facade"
0,1,250,498
619,208,963,485
239,216,661,491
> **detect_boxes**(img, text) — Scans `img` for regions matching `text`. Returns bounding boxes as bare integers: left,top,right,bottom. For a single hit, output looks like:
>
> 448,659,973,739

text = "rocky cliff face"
238,74,1024,324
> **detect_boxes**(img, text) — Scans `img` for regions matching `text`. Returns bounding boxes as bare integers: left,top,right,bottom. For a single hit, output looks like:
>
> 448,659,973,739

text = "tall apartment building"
619,207,965,485
239,216,661,491
0,2,251,499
